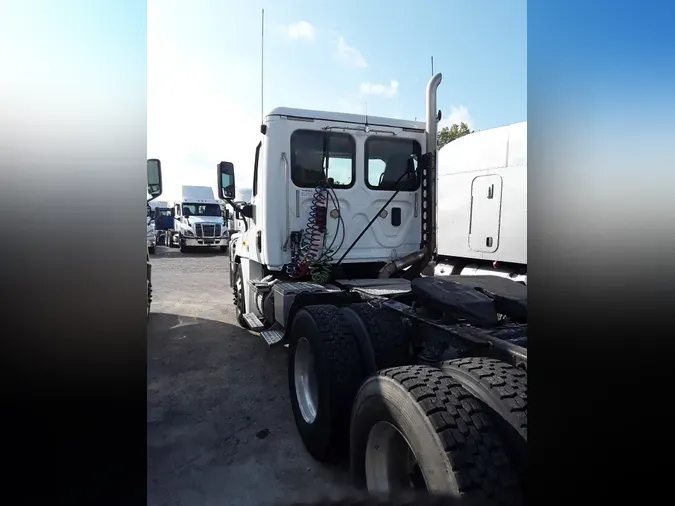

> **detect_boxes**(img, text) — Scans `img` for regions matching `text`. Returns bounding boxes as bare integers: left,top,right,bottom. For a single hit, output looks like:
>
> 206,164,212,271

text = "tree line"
437,122,473,149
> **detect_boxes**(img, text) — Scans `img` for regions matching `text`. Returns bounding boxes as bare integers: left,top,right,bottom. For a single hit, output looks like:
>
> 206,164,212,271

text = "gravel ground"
147,246,352,506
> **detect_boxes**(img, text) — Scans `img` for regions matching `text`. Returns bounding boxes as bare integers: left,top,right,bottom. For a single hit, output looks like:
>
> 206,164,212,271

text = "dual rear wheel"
287,303,526,505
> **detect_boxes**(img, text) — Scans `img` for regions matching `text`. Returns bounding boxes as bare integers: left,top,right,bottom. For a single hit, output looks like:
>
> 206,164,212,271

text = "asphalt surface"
147,245,352,506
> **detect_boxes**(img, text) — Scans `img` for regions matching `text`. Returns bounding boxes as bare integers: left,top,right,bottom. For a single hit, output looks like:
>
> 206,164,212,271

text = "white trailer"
434,121,527,284
217,74,527,504
171,185,229,253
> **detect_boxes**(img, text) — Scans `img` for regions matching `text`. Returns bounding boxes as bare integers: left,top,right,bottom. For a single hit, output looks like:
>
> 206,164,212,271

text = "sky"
148,0,527,201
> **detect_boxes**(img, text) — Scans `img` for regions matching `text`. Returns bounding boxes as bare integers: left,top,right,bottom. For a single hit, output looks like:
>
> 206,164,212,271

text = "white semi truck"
171,185,229,253
147,159,163,316
218,74,526,504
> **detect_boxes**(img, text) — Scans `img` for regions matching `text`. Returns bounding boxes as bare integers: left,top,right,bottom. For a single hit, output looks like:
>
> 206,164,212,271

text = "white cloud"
439,105,474,130
280,21,316,41
147,42,260,202
359,80,399,98
334,36,367,68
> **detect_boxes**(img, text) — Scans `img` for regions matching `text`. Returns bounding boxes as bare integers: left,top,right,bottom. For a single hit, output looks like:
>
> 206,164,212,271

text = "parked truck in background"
217,73,527,504
226,187,252,236
434,121,527,283
147,159,163,316
147,204,157,254
171,185,229,253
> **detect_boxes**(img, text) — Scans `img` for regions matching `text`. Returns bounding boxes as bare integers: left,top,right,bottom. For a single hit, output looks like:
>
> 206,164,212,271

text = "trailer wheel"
342,303,411,372
288,304,366,462
232,265,248,328
350,366,522,505
441,358,527,483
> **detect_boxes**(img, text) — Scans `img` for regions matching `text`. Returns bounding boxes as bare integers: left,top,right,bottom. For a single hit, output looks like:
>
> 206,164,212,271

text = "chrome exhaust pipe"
426,73,442,153
380,74,443,279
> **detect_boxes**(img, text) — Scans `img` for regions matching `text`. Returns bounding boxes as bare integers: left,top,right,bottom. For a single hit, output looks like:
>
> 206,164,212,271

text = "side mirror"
217,161,236,200
147,159,163,199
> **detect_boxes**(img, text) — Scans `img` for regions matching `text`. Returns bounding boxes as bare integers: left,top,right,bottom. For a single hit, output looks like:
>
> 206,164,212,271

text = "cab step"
260,329,285,347
243,312,265,331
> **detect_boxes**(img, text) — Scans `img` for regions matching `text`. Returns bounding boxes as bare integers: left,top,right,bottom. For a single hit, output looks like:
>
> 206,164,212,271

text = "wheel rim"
294,336,319,424
236,275,244,314
365,421,428,493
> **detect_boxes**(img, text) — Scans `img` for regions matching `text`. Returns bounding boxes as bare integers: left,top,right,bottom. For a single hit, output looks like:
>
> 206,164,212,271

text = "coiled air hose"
288,182,328,279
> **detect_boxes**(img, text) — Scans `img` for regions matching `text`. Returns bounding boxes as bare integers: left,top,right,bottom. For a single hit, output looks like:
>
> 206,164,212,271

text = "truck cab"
227,108,427,281
172,185,229,253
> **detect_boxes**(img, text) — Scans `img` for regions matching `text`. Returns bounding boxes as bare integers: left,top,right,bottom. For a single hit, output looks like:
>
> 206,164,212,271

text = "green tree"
437,122,473,149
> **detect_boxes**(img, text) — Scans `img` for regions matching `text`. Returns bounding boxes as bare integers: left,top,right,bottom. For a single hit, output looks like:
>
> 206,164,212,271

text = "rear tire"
441,358,527,485
288,304,367,462
342,303,411,372
350,365,522,505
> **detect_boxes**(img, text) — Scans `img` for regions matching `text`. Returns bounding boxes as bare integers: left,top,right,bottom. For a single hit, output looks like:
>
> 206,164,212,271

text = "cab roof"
266,107,426,132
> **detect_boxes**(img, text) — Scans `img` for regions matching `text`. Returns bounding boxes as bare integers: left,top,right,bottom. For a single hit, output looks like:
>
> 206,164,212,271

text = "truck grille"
195,223,221,238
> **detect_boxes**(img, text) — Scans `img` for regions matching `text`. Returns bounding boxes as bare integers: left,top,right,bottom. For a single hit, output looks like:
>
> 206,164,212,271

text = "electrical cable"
334,166,415,267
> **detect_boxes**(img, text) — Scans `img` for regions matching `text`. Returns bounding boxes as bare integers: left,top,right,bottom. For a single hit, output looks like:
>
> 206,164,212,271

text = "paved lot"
147,246,352,506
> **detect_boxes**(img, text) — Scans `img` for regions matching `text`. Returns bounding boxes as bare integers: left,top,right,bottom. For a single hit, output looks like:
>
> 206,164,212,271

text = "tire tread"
372,365,522,505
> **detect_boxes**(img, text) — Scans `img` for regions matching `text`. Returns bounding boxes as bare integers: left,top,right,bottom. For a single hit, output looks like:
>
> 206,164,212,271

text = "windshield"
182,203,221,217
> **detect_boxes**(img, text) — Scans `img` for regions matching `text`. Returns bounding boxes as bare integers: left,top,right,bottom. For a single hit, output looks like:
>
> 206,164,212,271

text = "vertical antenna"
431,56,434,76
260,8,265,124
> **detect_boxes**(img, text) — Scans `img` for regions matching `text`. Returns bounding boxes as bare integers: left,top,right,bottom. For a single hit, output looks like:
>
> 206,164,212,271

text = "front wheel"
232,265,248,328
350,365,522,505
148,245,156,255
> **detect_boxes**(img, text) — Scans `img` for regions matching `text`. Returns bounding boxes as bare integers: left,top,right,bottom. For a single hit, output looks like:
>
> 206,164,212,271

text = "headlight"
183,229,194,237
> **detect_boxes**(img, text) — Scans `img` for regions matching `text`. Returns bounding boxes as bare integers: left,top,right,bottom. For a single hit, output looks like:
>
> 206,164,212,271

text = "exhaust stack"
424,73,442,269
426,73,443,155
379,73,442,279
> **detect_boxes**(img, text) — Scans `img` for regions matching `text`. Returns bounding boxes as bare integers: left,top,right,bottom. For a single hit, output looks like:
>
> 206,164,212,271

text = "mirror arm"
224,198,253,220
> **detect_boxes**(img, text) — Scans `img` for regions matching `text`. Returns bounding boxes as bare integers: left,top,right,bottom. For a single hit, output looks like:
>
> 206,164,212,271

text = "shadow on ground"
151,246,226,259
147,312,352,506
